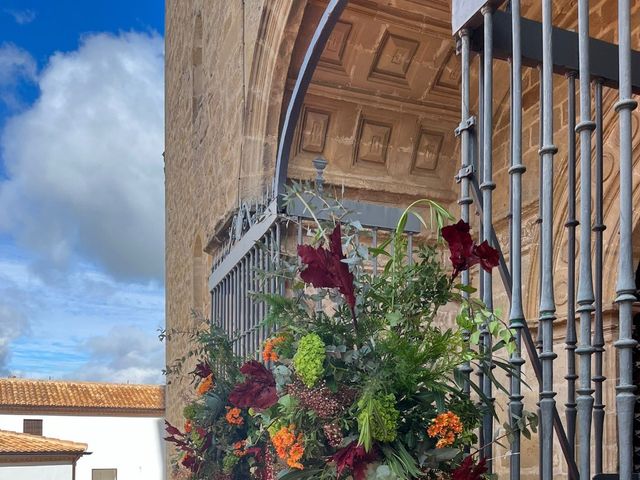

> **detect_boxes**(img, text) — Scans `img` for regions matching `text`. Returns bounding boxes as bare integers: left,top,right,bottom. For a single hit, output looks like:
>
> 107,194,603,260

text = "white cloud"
0,32,165,283
0,302,30,375
69,325,164,384
4,9,36,25
0,43,37,110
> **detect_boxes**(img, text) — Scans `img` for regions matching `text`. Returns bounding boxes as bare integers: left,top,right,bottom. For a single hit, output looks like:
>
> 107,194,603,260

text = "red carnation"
329,441,378,480
441,220,499,278
228,360,278,410
452,455,487,480
297,224,357,328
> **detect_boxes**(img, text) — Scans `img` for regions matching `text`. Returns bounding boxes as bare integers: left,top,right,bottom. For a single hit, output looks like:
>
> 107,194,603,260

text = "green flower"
293,333,326,388
222,452,239,473
183,404,197,420
358,393,399,445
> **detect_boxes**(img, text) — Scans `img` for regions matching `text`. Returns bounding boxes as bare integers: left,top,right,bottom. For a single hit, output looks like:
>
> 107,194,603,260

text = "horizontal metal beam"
451,0,506,34
287,196,422,233
471,10,640,94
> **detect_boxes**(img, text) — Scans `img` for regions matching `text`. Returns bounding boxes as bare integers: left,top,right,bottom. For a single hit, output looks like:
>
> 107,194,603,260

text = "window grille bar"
480,6,495,470
457,28,474,403
536,64,544,480
251,247,259,359
565,71,578,459
539,0,558,478
615,1,638,478
508,2,525,478
576,1,596,477
593,78,606,476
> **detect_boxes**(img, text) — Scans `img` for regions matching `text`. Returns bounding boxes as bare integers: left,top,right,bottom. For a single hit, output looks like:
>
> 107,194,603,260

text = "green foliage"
357,392,400,449
292,333,326,388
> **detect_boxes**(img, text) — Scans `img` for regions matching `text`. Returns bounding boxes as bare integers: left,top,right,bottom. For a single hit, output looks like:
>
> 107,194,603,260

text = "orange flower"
263,336,285,362
427,411,463,448
197,373,214,396
225,407,244,426
233,440,247,457
271,425,305,470
184,419,192,433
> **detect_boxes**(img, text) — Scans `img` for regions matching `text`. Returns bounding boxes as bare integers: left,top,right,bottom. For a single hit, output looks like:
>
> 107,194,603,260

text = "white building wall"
0,464,72,480
0,414,166,480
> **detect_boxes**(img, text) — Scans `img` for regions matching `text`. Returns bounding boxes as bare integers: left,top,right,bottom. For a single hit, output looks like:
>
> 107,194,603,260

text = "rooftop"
0,429,87,455
0,378,165,416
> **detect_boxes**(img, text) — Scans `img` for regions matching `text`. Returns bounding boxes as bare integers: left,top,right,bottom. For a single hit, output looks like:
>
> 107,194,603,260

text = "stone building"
165,1,640,478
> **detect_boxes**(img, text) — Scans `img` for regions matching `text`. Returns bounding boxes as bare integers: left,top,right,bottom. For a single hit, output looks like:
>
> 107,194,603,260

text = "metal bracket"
455,164,475,183
455,116,476,136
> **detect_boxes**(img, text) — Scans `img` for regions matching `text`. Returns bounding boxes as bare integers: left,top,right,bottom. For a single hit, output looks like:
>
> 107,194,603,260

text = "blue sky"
0,1,166,383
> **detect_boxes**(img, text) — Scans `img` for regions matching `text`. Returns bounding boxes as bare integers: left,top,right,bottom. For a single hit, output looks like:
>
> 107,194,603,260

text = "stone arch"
239,0,309,201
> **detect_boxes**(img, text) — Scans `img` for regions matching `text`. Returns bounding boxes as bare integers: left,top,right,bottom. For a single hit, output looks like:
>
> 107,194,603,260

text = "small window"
23,419,42,436
92,469,117,480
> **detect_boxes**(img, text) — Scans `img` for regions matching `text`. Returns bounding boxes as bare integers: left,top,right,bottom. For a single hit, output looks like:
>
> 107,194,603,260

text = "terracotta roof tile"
0,378,164,414
0,430,87,454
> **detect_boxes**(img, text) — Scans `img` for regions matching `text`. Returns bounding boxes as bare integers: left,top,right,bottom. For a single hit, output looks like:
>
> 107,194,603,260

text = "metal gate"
452,1,638,479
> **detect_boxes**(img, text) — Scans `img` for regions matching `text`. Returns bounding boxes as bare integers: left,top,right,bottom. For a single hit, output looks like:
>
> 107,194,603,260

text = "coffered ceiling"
286,0,460,203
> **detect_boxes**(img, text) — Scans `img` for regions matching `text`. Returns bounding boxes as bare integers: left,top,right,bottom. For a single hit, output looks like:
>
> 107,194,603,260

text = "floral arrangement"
165,197,526,480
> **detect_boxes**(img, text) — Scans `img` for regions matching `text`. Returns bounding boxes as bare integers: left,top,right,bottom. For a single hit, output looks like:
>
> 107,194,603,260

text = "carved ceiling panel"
286,0,460,203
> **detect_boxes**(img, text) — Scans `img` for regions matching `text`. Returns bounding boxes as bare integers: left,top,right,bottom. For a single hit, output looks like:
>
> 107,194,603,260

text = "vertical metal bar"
539,1,558,479
457,29,474,404
247,250,255,358
259,244,266,347
236,266,241,356
253,247,260,358
565,71,578,458
592,78,606,476
244,255,250,358
536,64,544,480
508,3,525,479
615,1,638,477
576,1,596,477
480,6,495,470
475,49,486,457
239,257,245,358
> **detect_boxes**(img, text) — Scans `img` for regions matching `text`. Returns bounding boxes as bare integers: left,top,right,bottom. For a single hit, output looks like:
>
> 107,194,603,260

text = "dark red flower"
181,453,200,472
452,455,487,480
329,441,378,480
228,360,278,410
473,240,500,273
441,220,499,278
191,361,212,379
297,224,356,312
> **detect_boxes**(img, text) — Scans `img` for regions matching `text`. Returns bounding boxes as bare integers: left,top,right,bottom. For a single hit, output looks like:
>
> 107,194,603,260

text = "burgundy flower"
441,220,499,278
329,441,378,480
181,453,200,472
228,360,278,410
473,240,500,273
297,224,356,313
452,455,487,480
191,361,212,379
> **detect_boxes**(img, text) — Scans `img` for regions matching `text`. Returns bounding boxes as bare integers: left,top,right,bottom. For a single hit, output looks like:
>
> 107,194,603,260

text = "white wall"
0,414,166,480
0,464,72,480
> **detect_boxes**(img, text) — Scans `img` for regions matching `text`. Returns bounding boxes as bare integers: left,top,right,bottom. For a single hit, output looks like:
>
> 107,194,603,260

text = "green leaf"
386,311,402,327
